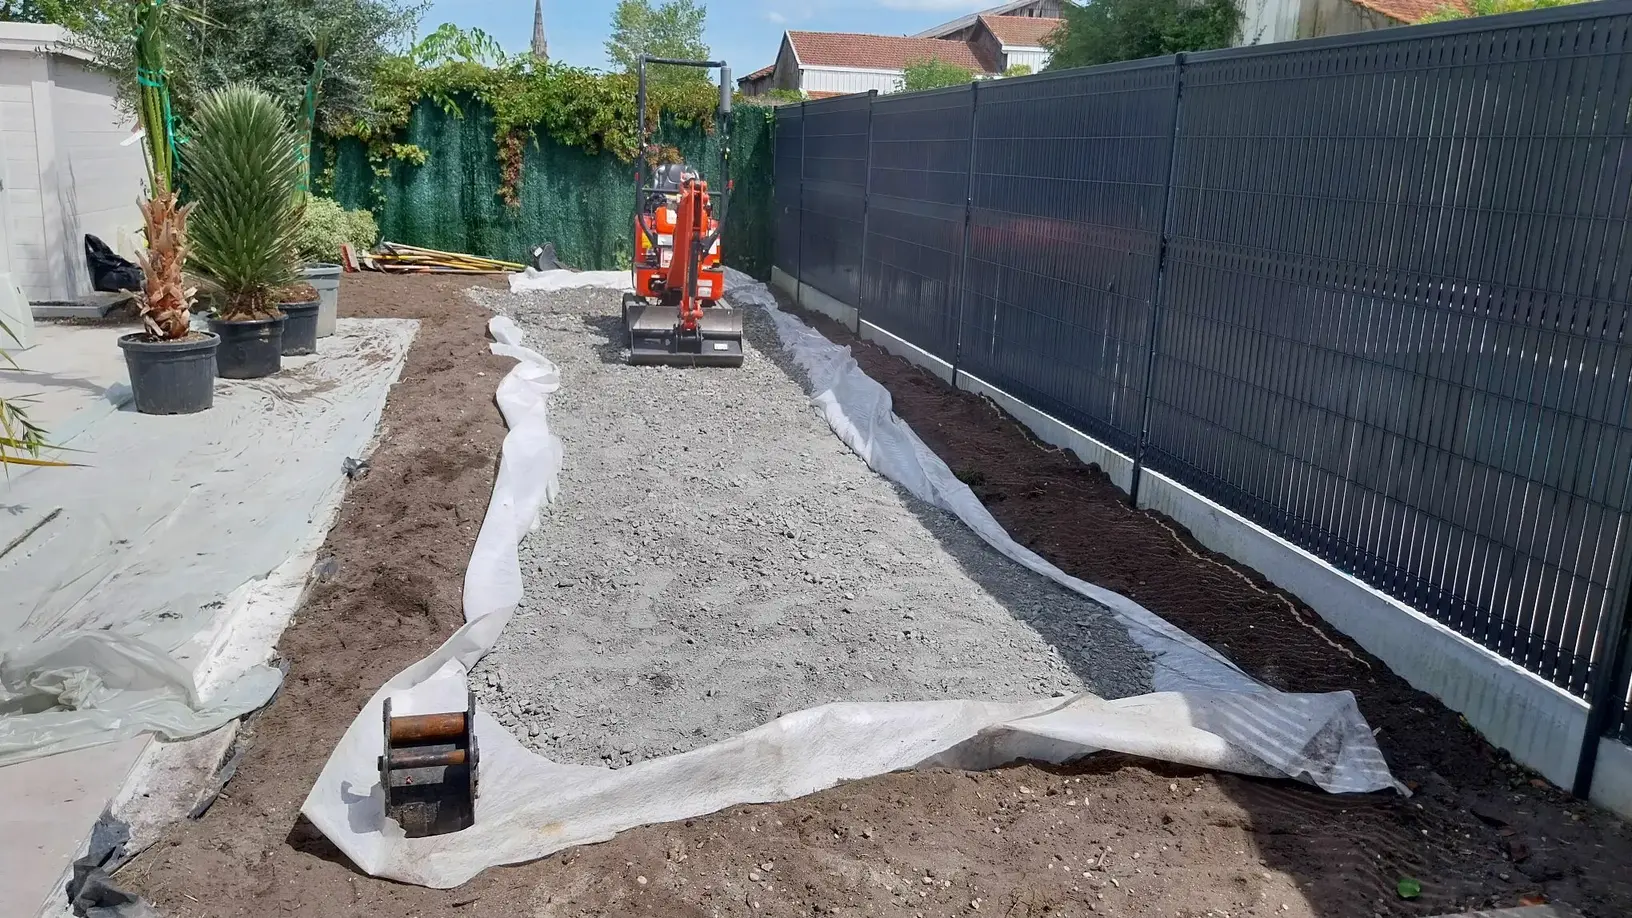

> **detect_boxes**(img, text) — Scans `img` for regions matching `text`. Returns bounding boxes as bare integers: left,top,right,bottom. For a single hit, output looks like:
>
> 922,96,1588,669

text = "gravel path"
467,284,1151,767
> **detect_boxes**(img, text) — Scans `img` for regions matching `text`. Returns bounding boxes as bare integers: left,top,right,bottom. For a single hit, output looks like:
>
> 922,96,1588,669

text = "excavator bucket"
625,295,744,367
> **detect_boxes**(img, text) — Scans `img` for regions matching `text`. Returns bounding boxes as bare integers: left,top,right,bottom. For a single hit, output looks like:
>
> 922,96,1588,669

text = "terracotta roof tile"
978,15,1063,48
1350,0,1467,22
807,90,851,99
739,64,774,83
786,31,998,74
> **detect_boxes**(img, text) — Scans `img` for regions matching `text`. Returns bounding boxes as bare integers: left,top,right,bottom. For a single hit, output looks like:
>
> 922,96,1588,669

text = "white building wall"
50,57,145,299
0,27,144,303
0,53,47,299
1237,0,1301,45
800,67,902,95
1003,48,1050,72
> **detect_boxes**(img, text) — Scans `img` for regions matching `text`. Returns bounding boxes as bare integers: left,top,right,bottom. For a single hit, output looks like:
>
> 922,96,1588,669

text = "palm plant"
186,84,307,321
1,318,69,469
130,0,197,341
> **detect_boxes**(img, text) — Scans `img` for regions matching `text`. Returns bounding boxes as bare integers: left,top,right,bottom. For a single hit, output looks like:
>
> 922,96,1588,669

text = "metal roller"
377,691,479,837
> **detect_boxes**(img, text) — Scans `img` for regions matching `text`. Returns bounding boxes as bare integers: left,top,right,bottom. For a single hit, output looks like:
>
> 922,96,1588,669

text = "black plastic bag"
84,234,144,293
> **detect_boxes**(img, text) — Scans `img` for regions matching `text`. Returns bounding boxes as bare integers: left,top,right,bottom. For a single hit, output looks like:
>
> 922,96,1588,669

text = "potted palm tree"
187,84,307,379
117,0,218,415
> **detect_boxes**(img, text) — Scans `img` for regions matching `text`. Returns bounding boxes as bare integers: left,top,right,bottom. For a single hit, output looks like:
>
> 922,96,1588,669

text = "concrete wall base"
771,267,857,332
858,320,953,385
943,368,1632,820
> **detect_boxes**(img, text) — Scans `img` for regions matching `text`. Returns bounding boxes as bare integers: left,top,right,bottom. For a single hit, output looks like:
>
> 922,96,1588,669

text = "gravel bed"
466,284,1152,767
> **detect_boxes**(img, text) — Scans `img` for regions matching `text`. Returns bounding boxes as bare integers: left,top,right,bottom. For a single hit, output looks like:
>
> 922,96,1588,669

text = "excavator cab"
623,55,744,368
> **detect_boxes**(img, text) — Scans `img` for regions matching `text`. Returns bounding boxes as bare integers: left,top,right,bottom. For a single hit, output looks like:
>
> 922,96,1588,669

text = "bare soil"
121,273,1632,918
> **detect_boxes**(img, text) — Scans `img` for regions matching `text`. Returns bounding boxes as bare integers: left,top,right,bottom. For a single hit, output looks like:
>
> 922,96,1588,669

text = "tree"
1003,64,1033,77
410,22,507,67
899,57,973,92
1044,0,1240,70
74,0,424,133
1419,0,1586,22
0,0,117,30
606,0,709,84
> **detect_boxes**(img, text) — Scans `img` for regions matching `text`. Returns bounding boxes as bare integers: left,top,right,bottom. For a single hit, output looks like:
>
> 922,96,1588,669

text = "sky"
421,0,1002,75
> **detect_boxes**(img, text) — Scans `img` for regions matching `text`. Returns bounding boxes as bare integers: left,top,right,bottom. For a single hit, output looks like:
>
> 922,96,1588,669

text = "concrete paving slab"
0,738,147,918
0,320,136,445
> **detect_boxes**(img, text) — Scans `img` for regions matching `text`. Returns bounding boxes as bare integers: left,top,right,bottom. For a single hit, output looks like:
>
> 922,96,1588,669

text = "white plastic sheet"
301,276,1401,889
0,319,418,765
508,267,631,294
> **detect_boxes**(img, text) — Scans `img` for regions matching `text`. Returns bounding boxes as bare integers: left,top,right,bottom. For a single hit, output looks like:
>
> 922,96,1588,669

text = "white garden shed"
0,23,146,305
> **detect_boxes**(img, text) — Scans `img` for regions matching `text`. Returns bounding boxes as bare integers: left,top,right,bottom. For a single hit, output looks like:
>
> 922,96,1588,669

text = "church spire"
531,0,548,62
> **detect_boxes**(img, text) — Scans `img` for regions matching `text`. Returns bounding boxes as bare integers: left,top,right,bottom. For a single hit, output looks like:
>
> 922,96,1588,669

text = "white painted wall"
1003,48,1050,72
801,66,903,95
51,60,146,298
0,25,144,304
1237,0,1301,45
0,53,46,298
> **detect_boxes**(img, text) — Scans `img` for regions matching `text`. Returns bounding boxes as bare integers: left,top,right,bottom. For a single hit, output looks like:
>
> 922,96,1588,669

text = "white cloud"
765,10,788,22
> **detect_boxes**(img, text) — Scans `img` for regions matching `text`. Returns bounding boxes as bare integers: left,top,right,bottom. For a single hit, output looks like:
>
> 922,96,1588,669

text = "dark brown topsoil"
122,274,1631,918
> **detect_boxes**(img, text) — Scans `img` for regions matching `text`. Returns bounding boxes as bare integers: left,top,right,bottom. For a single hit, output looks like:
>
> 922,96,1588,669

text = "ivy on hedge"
325,58,726,206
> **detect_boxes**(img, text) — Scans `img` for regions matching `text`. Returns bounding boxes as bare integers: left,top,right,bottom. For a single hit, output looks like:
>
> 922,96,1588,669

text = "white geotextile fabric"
0,319,418,765
507,267,631,293
302,275,1401,889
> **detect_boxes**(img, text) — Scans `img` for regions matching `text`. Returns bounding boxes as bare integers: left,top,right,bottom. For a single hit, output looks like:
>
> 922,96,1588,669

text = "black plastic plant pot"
279,299,320,356
210,315,286,379
118,331,219,415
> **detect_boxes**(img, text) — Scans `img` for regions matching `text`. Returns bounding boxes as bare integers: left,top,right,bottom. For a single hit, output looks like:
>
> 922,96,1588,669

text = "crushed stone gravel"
466,284,1152,767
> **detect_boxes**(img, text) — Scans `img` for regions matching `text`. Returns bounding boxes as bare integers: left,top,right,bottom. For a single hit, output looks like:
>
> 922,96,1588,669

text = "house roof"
737,64,775,86
807,91,851,99
915,0,1047,38
786,30,997,73
1351,0,1467,21
977,14,1062,48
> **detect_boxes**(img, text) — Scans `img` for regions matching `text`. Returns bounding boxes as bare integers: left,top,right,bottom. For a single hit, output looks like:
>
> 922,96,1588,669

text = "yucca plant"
186,84,307,321
130,0,197,341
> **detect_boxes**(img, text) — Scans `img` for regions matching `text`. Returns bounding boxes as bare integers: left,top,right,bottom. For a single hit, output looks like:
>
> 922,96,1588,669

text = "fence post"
951,79,981,376
1128,53,1186,509
1574,577,1632,798
857,90,878,326
796,100,807,307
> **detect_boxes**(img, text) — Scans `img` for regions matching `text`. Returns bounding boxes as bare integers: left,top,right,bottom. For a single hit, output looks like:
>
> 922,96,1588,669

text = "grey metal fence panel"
773,105,803,278
766,3,1632,737
1151,13,1632,698
800,95,871,306
862,85,975,362
959,61,1176,455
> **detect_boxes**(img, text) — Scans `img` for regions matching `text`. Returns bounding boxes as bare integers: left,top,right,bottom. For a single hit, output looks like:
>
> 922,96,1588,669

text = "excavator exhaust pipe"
624,294,744,368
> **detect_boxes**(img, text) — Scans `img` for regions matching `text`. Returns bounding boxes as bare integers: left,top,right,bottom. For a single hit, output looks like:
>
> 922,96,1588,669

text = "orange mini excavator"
622,55,744,368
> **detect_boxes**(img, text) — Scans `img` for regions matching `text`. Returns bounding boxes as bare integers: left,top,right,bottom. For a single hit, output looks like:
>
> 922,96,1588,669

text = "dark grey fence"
772,3,1632,798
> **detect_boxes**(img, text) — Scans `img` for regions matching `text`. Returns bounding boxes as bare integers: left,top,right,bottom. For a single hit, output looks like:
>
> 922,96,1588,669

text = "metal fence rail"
772,2,1632,796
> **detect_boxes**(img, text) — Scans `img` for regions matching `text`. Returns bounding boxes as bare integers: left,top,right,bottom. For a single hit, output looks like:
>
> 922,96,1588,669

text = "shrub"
295,195,380,263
